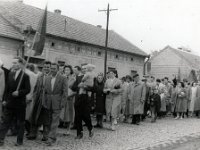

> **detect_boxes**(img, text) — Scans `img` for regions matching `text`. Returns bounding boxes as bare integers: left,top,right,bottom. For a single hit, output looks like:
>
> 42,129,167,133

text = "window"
115,54,119,59
98,51,102,56
131,70,137,77
77,47,81,52
108,67,116,72
131,57,134,61
51,42,55,47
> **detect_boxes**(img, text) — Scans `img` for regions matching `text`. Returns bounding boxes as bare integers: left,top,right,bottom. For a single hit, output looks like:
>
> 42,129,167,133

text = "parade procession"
0,0,200,150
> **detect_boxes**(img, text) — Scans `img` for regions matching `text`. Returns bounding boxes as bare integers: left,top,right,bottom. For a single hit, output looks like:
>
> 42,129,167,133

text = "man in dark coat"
71,65,93,139
27,61,51,141
0,56,30,146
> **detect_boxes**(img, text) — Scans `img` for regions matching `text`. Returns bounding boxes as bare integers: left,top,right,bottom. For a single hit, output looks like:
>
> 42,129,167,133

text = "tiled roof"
0,1,147,56
165,46,200,70
0,13,23,41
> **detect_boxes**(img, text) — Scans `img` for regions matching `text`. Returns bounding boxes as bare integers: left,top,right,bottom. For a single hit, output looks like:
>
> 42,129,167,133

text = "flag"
33,5,47,56
177,67,181,82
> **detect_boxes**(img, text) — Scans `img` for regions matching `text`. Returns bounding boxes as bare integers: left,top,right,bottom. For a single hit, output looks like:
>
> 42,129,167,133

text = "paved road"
1,117,200,150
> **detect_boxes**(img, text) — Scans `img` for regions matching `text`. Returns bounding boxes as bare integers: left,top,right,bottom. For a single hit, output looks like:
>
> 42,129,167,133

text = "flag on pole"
33,5,47,56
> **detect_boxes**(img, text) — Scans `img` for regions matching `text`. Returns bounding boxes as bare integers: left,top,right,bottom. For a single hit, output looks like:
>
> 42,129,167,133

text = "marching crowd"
0,56,200,146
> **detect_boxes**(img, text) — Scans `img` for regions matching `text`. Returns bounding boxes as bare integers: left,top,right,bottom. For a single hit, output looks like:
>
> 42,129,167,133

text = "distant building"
0,1,147,77
148,45,200,80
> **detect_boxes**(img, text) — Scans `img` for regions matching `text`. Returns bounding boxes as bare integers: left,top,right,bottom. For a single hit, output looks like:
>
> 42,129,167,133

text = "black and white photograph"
0,0,199,149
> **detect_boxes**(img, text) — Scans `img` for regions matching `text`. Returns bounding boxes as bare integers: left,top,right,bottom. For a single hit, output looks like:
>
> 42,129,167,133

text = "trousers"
0,108,25,143
75,94,93,135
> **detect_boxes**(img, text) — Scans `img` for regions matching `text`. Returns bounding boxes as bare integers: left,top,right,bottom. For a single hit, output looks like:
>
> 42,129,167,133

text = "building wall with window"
24,36,145,77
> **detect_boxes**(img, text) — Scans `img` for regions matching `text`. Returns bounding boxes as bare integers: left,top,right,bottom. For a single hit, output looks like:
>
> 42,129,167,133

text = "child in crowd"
150,86,161,123
79,64,96,96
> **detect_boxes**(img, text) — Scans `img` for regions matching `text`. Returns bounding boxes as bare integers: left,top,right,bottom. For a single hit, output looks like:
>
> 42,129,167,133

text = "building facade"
148,46,200,81
0,1,147,77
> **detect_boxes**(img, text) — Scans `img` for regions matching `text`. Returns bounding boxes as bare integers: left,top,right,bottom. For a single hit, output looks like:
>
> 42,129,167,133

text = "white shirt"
15,69,21,80
51,74,58,91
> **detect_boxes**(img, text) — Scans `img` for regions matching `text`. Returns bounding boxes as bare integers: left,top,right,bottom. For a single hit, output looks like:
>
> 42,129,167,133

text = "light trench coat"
25,69,38,120
104,77,122,118
128,81,146,115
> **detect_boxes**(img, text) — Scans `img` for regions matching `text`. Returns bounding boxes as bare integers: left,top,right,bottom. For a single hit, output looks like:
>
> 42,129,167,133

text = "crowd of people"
0,56,200,147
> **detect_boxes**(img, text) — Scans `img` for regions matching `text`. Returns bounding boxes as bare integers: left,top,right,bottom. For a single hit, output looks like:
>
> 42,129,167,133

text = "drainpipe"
143,55,150,76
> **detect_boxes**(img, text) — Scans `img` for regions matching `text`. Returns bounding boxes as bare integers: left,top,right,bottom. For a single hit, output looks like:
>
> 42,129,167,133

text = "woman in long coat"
175,82,187,119
194,84,200,116
60,65,76,135
104,70,122,131
189,82,198,117
93,73,106,128
128,74,146,125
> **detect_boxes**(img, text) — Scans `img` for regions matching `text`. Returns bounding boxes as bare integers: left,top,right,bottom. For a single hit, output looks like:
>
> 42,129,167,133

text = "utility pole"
98,4,117,77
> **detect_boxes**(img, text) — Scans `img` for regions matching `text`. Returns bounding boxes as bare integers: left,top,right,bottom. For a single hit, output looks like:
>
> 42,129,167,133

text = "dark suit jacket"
44,74,68,110
71,74,84,93
5,70,30,109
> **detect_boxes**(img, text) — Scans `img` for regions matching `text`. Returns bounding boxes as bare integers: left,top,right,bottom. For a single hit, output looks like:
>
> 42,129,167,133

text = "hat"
132,73,139,78
0,59,3,67
152,86,158,90
97,72,103,77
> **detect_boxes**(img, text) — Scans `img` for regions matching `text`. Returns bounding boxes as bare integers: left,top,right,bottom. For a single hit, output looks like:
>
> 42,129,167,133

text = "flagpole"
16,31,38,91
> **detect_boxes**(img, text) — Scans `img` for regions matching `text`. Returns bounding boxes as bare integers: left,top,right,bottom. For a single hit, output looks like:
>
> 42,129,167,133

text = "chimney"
54,9,61,15
97,25,102,28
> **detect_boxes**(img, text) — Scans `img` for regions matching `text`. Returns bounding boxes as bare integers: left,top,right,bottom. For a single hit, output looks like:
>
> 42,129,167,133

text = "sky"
23,0,200,55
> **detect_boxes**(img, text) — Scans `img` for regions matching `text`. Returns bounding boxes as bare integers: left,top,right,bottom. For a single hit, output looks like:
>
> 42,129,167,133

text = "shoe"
94,124,101,128
41,137,48,141
180,117,183,120
111,125,115,131
70,126,77,130
63,130,70,136
75,133,83,139
175,116,179,120
89,130,94,138
15,142,23,146
113,119,117,125
27,135,37,140
136,122,140,125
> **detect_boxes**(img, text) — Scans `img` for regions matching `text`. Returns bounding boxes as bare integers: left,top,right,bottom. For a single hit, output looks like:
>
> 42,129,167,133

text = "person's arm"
62,76,68,107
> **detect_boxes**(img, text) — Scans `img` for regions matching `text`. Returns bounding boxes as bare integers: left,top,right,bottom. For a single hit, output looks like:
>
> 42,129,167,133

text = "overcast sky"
23,0,200,55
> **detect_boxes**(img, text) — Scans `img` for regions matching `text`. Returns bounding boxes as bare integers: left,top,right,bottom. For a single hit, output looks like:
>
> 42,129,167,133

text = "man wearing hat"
0,59,5,121
128,74,146,125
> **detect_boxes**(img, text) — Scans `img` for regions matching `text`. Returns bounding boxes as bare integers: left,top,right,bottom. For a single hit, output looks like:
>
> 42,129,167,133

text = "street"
0,117,200,150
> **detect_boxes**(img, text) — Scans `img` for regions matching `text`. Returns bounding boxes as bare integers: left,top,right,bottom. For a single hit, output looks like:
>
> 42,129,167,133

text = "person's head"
156,79,161,85
64,65,73,76
126,75,132,83
164,77,168,84
121,77,126,83
192,82,197,87
27,63,35,72
150,76,155,82
97,72,104,83
12,56,25,71
152,86,159,94
178,82,185,88
81,64,87,74
58,64,65,74
42,61,51,75
133,74,139,83
73,66,81,75
51,63,59,76
109,70,118,79
85,64,95,72
142,77,147,84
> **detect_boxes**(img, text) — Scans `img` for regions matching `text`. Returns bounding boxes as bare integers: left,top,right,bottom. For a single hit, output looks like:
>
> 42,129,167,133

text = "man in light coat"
128,74,146,125
44,63,68,145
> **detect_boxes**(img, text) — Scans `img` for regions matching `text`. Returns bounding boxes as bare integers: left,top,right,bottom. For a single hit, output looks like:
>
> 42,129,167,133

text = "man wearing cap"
128,74,146,125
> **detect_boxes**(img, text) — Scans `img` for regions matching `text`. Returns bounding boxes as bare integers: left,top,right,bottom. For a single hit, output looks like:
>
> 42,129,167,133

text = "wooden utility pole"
98,4,117,77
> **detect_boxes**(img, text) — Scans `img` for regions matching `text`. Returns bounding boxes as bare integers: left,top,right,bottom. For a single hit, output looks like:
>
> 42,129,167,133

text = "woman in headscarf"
93,73,106,128
104,70,122,131
60,65,76,135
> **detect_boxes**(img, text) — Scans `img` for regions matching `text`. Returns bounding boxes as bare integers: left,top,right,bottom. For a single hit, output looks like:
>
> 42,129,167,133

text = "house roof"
0,13,23,41
156,45,200,70
0,1,147,57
